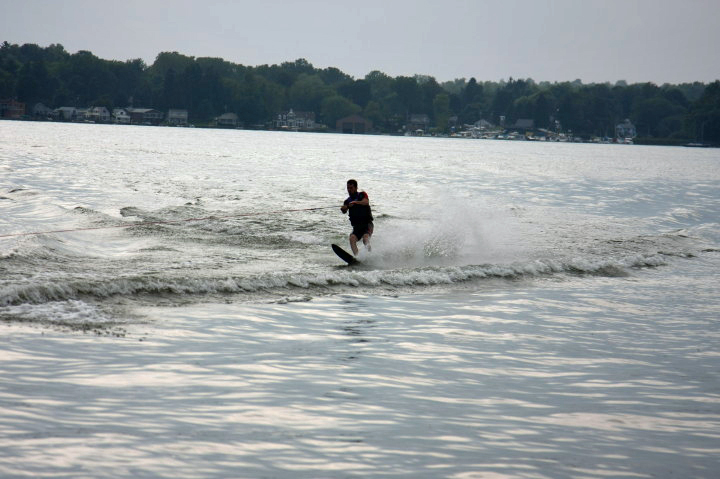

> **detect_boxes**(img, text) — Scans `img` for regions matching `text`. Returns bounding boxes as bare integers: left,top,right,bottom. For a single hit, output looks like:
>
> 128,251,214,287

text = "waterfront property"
112,108,131,124
167,109,189,126
616,118,637,140
128,108,164,125
32,102,53,118
86,106,111,123
336,114,373,134
274,109,316,130
215,112,239,128
407,113,430,133
52,106,77,121
0,98,25,119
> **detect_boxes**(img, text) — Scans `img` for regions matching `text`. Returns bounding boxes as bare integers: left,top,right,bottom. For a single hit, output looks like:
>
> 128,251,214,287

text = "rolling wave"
0,251,671,308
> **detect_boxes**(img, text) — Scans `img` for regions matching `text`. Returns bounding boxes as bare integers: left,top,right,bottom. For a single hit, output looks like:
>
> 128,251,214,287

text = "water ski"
332,244,358,265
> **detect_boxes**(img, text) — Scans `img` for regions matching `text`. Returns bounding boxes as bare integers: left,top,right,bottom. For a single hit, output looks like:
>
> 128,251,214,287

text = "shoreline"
3,117,714,148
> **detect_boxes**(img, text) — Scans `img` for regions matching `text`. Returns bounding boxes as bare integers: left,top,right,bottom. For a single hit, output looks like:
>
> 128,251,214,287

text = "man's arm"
349,192,369,206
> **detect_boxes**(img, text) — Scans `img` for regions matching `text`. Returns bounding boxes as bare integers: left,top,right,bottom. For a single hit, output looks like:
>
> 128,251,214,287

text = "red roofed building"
0,99,25,119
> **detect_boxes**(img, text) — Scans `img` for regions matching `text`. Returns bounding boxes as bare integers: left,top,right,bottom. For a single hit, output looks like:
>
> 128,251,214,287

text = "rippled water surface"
1,121,719,478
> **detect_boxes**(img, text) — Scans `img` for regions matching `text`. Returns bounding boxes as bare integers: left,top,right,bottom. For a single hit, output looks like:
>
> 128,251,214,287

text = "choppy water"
1,121,719,478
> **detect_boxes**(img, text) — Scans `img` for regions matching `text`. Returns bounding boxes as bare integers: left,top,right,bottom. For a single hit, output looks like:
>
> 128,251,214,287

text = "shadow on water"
1,272,719,478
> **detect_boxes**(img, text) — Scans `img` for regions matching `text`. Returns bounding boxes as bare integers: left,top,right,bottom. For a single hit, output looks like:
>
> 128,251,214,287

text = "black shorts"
351,222,373,240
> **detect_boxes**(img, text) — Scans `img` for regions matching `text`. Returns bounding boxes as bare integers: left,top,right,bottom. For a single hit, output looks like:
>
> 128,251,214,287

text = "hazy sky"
2,0,719,84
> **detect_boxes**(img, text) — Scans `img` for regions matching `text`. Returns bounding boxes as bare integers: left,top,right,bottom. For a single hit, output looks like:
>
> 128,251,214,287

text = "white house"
52,106,77,121
274,109,315,129
167,109,189,126
87,106,111,122
616,119,637,139
32,103,53,118
113,108,131,124
75,108,89,121
473,119,494,130
215,112,239,127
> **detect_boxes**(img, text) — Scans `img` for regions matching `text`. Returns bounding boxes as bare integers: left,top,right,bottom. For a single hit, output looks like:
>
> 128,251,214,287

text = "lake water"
1,121,719,478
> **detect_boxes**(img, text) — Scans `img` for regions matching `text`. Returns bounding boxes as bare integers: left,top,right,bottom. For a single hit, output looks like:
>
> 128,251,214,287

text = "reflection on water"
1,258,719,478
2,123,719,478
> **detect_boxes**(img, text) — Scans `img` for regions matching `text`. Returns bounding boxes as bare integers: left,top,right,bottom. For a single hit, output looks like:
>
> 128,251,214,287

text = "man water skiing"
340,179,373,256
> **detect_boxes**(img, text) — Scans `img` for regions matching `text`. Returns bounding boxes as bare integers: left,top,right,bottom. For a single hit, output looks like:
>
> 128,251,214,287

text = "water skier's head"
347,179,358,195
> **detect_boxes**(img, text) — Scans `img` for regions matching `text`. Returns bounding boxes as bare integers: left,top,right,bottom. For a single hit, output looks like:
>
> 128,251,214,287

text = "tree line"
1,42,718,143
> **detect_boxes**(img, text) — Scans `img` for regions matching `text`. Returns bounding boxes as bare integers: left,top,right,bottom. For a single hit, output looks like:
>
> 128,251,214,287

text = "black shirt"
344,191,373,225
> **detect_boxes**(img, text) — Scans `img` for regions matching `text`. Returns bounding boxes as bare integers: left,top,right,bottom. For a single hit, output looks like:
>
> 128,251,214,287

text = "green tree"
690,81,720,143
161,68,184,109
433,93,451,132
633,97,685,137
321,95,361,127
463,78,482,104
264,58,316,89
365,70,394,102
532,92,552,129
319,66,351,86
59,50,118,106
441,78,467,95
393,76,422,116
195,98,214,122
363,100,384,126
110,58,148,106
1,41,715,139
182,62,203,114
16,61,54,104
260,79,285,122
491,86,513,124
418,75,443,118
337,79,371,108
289,74,332,112
512,96,533,120
149,51,195,79
18,43,45,63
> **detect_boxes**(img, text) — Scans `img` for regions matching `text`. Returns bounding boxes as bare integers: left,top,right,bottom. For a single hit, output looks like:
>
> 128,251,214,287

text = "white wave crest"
0,299,118,327
0,252,669,307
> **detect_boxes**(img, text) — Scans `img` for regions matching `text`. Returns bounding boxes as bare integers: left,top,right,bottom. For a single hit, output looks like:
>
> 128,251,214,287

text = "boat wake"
0,243,691,312
1,197,716,328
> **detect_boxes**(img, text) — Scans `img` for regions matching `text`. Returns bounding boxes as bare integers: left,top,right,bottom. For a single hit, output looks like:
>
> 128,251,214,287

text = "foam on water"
0,299,121,329
0,241,688,312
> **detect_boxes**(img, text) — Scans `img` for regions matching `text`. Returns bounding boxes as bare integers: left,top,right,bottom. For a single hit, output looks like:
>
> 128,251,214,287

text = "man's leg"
362,233,371,252
349,234,359,255
362,223,373,251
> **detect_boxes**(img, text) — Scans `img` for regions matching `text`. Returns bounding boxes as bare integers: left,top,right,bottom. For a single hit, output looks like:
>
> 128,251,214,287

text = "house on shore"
75,108,89,121
113,108,131,124
336,114,372,134
0,99,25,119
167,109,189,126
86,106,111,123
474,119,494,130
274,109,316,129
616,119,637,139
32,103,53,119
129,108,164,125
52,106,77,121
406,114,430,134
215,112,239,128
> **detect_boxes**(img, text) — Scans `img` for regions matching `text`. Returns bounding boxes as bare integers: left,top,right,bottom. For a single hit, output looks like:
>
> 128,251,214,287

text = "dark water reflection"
1,260,719,478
